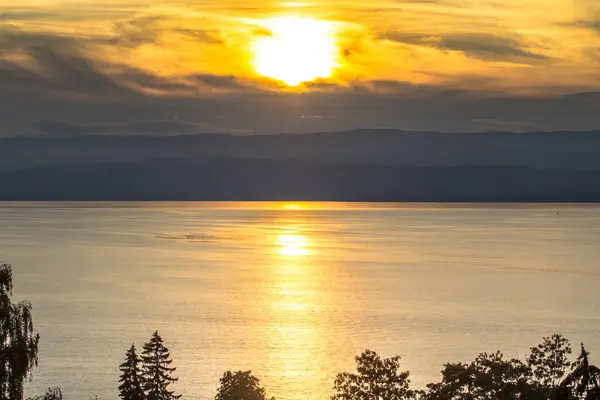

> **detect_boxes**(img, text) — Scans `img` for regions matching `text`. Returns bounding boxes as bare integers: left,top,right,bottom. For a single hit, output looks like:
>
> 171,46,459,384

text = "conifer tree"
141,331,181,400
118,344,145,400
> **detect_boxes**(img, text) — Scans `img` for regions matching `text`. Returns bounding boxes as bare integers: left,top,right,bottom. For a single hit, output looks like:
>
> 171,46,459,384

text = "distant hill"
1,129,599,201
1,158,599,202
1,129,600,170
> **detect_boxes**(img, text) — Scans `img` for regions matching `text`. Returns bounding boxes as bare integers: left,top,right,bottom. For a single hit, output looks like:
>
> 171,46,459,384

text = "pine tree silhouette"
118,344,145,400
141,331,181,400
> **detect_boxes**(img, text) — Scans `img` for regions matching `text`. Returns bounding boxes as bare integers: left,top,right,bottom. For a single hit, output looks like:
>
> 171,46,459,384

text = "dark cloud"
31,119,252,136
0,28,82,53
382,32,548,62
573,18,600,34
0,28,262,97
0,10,57,21
114,69,195,93
0,4,136,22
189,74,255,91
175,28,224,44
0,46,132,99
3,82,600,135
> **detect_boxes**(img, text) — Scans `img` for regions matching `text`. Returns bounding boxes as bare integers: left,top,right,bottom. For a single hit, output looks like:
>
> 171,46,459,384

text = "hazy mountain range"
2,129,600,201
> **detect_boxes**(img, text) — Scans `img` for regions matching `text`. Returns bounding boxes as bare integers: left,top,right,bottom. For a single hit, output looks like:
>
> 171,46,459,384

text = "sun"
251,16,341,86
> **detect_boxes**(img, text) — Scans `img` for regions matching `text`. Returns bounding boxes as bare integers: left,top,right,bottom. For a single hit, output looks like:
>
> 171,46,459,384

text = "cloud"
0,28,262,97
31,120,253,136
301,115,326,119
0,46,134,100
472,118,542,133
175,28,224,44
382,32,548,62
189,74,255,91
0,10,58,21
111,16,165,48
1,23,600,135
573,18,600,34
0,28,81,53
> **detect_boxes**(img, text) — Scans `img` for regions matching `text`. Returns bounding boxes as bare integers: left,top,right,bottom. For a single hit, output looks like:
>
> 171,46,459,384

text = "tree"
424,351,533,400
25,387,63,400
0,263,40,400
119,344,146,400
141,331,181,400
215,370,274,400
528,334,572,397
555,344,600,400
331,349,415,400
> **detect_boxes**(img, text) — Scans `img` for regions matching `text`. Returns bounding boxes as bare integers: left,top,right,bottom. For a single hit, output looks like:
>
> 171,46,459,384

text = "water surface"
1,202,599,399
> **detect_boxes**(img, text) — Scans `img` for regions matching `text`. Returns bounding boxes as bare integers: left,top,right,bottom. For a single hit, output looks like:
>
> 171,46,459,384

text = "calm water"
1,202,599,399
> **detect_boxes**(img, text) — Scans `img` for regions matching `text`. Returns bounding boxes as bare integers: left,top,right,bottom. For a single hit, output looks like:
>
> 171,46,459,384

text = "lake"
1,202,599,399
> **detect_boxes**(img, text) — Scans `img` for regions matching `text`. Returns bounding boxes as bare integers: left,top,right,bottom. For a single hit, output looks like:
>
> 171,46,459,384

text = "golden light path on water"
262,212,334,399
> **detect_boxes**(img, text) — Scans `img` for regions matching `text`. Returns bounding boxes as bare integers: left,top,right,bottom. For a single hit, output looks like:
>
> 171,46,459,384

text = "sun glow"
277,234,311,256
251,16,341,86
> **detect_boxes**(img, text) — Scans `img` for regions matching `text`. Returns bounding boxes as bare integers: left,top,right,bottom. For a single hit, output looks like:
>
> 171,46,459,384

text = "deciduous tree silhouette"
26,388,63,400
424,351,533,400
0,263,40,400
141,331,180,400
215,370,274,400
119,344,145,400
528,334,572,398
331,349,415,400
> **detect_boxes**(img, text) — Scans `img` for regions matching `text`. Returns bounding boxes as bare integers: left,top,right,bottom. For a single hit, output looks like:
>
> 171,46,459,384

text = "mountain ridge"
2,129,600,170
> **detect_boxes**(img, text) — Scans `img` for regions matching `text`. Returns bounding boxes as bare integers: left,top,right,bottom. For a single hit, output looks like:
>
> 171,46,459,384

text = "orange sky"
1,0,599,94
1,0,599,134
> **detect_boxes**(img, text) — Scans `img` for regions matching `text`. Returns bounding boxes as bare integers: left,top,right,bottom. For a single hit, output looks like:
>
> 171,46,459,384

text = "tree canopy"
215,370,274,400
555,344,600,400
331,349,415,400
0,263,40,400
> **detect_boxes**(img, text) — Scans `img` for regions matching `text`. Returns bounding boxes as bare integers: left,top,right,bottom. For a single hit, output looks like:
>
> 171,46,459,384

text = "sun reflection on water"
277,234,311,256
263,224,332,399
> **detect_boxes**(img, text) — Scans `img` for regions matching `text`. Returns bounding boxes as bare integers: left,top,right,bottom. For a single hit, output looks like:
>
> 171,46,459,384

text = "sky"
1,0,599,135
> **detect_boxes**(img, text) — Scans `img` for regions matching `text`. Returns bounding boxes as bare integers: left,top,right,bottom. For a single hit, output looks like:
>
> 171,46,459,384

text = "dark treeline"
2,262,599,400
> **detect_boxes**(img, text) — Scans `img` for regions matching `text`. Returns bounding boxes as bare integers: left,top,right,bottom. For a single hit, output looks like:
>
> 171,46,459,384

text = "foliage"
141,331,181,400
41,388,62,400
529,334,573,388
555,344,600,400
423,351,534,400
25,387,63,400
0,263,40,400
119,344,146,400
331,349,415,400
526,334,573,398
215,370,274,400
